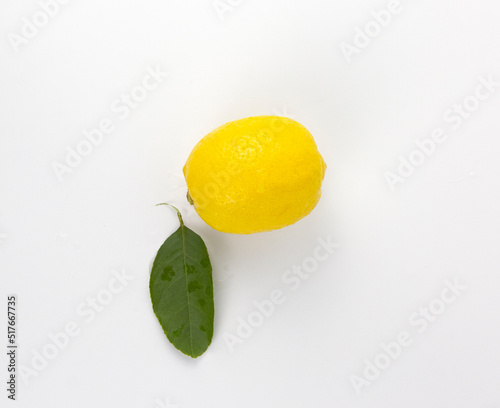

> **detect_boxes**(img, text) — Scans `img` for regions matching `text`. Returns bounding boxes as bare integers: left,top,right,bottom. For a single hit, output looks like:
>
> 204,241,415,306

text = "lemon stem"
186,191,194,206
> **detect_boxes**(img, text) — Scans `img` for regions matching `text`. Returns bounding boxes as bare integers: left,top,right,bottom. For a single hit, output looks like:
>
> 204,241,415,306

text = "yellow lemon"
183,116,326,234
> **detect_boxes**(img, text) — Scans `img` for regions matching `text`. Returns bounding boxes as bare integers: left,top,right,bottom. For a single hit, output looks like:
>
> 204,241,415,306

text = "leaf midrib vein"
181,224,194,356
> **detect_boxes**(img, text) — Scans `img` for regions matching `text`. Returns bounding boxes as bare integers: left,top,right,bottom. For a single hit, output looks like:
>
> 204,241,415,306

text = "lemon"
183,116,326,234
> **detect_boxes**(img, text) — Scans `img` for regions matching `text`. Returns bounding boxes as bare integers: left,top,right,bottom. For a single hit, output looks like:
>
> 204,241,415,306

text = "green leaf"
150,204,214,358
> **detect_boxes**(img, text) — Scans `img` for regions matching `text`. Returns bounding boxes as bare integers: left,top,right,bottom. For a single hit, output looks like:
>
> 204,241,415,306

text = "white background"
1,0,500,407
